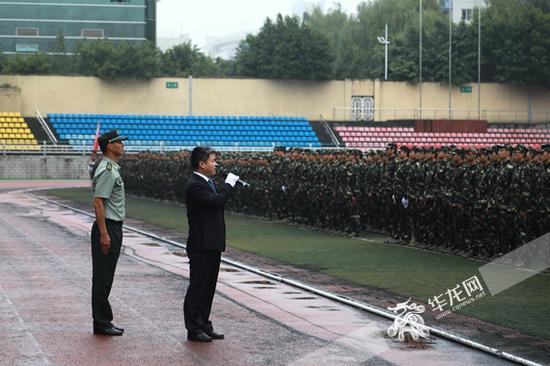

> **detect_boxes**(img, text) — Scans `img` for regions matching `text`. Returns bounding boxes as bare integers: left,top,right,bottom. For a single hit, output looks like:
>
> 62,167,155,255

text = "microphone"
218,166,250,186
237,179,250,187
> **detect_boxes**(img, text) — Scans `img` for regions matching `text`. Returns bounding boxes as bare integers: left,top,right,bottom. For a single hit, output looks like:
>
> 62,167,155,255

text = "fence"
0,142,342,156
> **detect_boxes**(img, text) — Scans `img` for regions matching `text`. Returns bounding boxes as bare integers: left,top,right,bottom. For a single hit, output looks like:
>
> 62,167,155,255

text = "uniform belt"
106,219,123,224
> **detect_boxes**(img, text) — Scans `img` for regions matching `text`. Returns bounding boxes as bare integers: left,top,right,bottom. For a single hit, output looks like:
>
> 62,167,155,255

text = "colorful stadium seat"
333,126,549,150
0,112,39,150
48,113,322,151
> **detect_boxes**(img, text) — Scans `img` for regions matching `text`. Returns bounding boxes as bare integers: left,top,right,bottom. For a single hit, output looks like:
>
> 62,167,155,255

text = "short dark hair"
190,146,215,170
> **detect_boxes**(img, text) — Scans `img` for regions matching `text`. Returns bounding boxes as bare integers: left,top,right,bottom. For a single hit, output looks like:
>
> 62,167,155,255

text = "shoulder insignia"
106,162,112,171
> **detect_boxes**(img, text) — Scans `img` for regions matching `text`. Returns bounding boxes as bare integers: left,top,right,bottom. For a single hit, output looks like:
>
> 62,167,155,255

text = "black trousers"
91,219,122,327
184,250,221,332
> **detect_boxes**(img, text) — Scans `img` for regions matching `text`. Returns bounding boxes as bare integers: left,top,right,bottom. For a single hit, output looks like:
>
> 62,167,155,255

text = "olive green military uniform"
91,157,125,328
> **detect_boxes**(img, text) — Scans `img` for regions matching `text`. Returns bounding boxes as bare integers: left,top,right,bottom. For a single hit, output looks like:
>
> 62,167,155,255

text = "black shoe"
204,330,224,340
187,331,212,342
94,326,123,336
108,323,124,333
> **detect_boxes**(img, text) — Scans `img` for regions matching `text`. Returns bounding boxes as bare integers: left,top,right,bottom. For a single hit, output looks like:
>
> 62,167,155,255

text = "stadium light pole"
448,0,453,120
419,0,423,120
477,1,481,120
377,24,390,80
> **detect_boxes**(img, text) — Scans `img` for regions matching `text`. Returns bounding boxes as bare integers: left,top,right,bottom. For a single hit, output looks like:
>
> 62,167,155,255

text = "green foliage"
76,40,160,80
2,53,53,75
235,14,334,80
1,0,549,85
161,41,215,77
483,0,550,87
304,0,550,85
54,31,66,54
51,30,78,75
304,5,357,79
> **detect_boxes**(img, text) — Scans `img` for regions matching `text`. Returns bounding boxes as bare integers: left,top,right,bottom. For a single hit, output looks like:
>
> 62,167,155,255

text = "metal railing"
319,114,340,147
35,109,58,144
332,107,550,123
0,142,342,156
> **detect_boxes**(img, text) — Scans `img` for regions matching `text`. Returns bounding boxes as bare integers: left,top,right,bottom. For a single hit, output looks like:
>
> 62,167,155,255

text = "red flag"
91,121,101,159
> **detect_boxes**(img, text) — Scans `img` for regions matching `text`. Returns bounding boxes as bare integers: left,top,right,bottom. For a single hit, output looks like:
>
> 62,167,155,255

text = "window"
16,28,38,36
82,29,104,39
16,44,39,52
462,8,474,21
351,96,374,121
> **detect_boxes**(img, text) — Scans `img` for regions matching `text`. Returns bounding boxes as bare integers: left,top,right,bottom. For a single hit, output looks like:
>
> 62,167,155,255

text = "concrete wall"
0,155,89,179
0,75,549,122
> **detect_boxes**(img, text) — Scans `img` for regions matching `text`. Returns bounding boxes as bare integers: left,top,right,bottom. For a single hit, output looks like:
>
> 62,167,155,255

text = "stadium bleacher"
48,113,321,150
335,126,550,150
0,112,39,150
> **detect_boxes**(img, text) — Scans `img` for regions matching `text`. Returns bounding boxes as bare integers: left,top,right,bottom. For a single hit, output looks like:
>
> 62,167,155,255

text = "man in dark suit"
184,146,240,342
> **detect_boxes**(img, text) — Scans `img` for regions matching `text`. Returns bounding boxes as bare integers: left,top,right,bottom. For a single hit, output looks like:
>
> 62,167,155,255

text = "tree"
76,40,160,80
3,53,52,75
235,14,334,80
52,30,76,75
160,41,220,77
483,0,550,87
117,41,160,80
54,30,66,54
304,4,355,79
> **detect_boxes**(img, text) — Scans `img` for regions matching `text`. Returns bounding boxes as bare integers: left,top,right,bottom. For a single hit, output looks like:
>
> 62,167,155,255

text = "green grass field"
45,187,550,340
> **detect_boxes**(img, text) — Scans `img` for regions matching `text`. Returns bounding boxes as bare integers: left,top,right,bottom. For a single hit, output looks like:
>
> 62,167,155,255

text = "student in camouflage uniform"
119,143,550,260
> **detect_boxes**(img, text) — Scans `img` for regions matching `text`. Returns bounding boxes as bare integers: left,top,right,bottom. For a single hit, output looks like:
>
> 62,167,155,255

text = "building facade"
440,0,485,23
0,0,156,54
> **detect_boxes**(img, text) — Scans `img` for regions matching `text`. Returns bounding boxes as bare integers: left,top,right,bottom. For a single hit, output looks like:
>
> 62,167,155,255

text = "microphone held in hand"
220,167,251,187
236,179,250,187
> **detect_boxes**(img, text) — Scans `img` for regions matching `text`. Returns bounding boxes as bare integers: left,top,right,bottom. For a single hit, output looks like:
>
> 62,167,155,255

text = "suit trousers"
184,250,222,332
91,219,122,327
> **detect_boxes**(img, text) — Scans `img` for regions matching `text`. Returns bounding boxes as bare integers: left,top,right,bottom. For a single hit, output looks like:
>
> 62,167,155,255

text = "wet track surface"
0,180,522,365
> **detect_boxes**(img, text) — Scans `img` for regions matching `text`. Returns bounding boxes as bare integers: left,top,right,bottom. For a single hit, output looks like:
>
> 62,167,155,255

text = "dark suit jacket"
185,173,234,252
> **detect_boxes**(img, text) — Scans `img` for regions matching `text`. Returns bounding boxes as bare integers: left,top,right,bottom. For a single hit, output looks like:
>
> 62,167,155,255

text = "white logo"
387,298,430,342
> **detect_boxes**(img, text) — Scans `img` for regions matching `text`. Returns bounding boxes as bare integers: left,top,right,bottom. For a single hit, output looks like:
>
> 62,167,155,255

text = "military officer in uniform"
91,130,128,336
